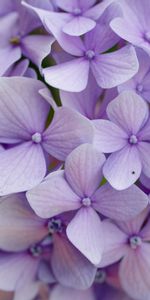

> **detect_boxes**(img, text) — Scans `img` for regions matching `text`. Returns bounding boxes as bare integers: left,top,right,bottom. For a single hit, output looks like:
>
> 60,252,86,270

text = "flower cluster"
0,0,150,300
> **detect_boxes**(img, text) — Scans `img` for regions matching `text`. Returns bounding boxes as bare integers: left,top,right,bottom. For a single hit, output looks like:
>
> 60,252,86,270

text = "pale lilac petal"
138,142,150,178
103,145,142,190
38,261,56,284
0,193,47,251
141,219,150,241
119,244,150,300
91,46,139,89
43,58,89,92
44,12,85,56
0,0,14,16
0,77,49,143
22,35,55,69
50,285,95,300
118,208,149,236
65,143,105,197
51,234,97,289
140,173,150,190
14,282,42,300
99,220,127,267
55,0,96,11
60,72,101,119
26,170,80,219
63,16,95,36
0,142,46,195
93,120,128,153
0,253,38,291
43,107,94,161
67,207,103,264
84,0,115,20
107,91,149,134
0,46,21,76
5,59,29,77
93,183,148,221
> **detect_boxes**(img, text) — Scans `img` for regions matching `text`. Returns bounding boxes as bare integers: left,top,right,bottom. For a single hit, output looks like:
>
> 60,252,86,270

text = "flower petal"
67,207,103,265
103,145,142,190
0,77,49,143
119,244,150,300
93,183,148,221
43,58,89,92
93,119,128,153
99,220,127,267
43,107,94,161
91,46,139,88
26,170,80,219
65,143,105,197
63,16,95,36
0,193,47,252
107,91,149,134
51,234,97,289
138,142,150,178
50,285,95,300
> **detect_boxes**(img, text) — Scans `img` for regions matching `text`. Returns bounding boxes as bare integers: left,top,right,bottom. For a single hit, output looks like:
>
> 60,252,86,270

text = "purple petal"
43,107,94,161
5,59,29,77
63,16,96,36
50,285,95,300
0,77,49,143
22,35,55,69
93,183,148,221
65,143,105,197
51,234,97,289
55,0,96,12
26,170,80,219
103,145,142,190
93,120,128,153
107,91,149,134
0,46,21,76
0,142,46,195
91,46,139,88
0,193,47,252
138,142,150,178
60,73,101,119
43,58,89,92
99,220,127,267
0,253,38,291
67,207,103,264
119,244,150,300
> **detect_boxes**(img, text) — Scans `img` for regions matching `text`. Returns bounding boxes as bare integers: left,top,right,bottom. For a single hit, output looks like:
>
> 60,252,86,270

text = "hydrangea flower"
0,1,54,76
0,77,93,195
99,209,150,300
118,49,150,103
110,0,150,56
27,143,148,265
93,91,150,190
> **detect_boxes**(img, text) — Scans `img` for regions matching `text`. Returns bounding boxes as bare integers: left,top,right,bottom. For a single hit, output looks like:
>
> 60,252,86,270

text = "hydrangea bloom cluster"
0,0,150,300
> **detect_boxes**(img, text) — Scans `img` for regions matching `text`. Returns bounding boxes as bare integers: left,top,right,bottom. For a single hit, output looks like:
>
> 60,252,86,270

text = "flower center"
129,134,138,144
144,31,150,42
32,132,42,143
95,269,106,283
136,83,143,93
73,7,82,16
85,50,95,60
48,218,62,234
9,36,20,45
129,235,142,249
29,245,43,257
82,197,91,207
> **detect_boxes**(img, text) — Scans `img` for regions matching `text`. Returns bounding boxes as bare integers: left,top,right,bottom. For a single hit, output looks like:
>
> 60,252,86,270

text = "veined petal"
93,183,148,221
43,107,94,161
67,207,103,265
26,170,80,219
50,285,95,300
63,16,96,36
65,143,105,197
43,58,90,92
103,145,142,190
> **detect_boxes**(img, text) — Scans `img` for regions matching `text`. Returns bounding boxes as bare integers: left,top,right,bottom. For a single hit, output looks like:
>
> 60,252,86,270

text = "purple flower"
0,77,93,195
0,1,54,76
99,209,150,299
26,143,148,265
118,49,150,103
93,91,150,190
23,2,138,92
4,59,36,78
23,0,113,37
110,0,150,56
